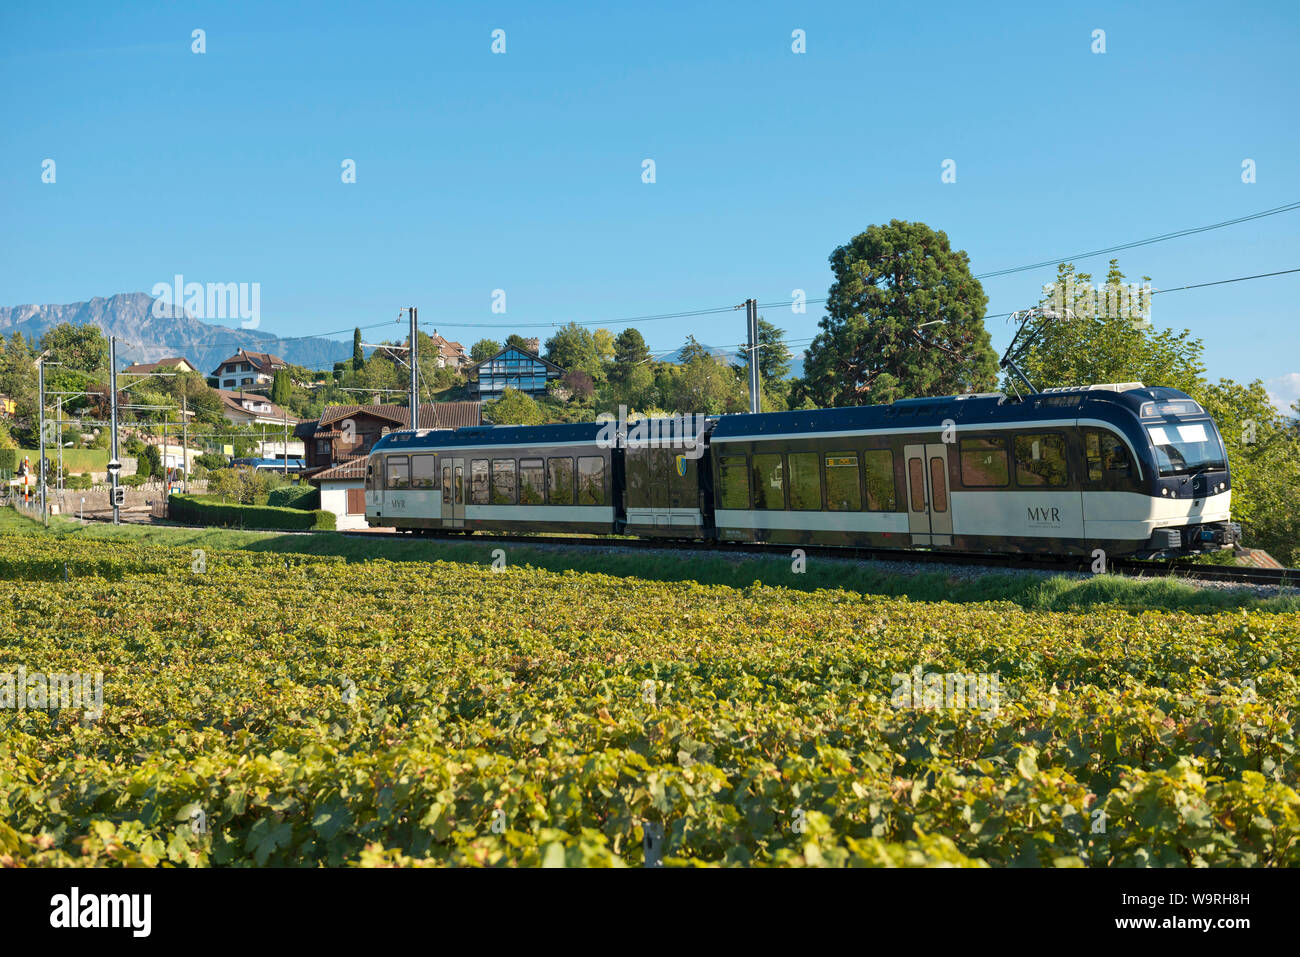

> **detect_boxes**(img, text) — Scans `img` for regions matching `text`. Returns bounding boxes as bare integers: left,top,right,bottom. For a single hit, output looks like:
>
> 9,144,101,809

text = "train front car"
706,383,1238,559
364,422,617,534
1079,386,1238,558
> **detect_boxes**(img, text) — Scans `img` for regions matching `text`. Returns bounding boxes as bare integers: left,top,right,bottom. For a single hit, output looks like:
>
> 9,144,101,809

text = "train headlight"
1161,488,1168,496
1218,482,1226,491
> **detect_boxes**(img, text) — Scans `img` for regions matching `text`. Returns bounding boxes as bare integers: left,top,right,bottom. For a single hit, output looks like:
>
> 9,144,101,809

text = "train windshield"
1146,421,1227,476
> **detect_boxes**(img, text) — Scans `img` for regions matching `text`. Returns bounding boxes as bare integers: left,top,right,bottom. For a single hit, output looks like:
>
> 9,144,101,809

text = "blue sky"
3,1,1298,407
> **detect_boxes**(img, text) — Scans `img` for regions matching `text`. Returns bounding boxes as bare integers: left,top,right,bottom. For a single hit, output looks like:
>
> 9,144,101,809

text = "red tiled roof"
210,348,288,377
315,401,481,432
215,389,298,423
122,357,198,375
310,461,367,482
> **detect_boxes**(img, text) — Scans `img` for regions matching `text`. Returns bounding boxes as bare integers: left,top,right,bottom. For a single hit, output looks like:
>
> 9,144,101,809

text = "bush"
167,493,336,531
195,452,228,471
66,473,92,490
267,484,320,510
121,473,146,487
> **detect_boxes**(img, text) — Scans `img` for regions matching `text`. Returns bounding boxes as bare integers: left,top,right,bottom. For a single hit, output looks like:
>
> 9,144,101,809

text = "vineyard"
1,532,1298,867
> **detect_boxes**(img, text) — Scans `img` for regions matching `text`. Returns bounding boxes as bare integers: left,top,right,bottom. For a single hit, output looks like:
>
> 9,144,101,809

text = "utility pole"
746,298,760,415
282,406,288,476
408,306,419,431
57,397,63,493
181,393,189,494
36,352,47,526
109,337,121,526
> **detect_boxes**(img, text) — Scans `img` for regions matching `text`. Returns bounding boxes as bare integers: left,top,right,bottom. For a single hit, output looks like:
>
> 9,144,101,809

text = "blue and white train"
363,383,1239,558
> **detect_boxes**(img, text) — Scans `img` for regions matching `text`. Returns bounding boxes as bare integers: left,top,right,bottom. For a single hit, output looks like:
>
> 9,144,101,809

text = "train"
362,382,1239,559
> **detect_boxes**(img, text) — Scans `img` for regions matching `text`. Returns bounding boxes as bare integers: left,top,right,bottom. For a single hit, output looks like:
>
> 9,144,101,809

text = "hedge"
266,484,320,510
168,494,336,531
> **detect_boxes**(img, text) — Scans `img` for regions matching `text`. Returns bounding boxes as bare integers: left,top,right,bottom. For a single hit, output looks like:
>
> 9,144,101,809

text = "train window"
825,453,862,511
864,450,896,511
411,454,438,489
519,459,545,505
788,452,821,510
908,458,925,511
718,456,750,509
959,437,1009,487
577,456,606,505
1085,430,1132,481
470,459,490,504
929,457,948,512
442,465,451,497
490,459,517,504
1014,434,1068,487
751,454,785,510
547,457,575,505
386,455,409,489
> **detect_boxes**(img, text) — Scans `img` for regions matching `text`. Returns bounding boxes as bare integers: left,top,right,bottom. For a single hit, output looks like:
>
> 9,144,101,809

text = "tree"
797,220,998,407
41,323,108,374
592,328,616,364
658,356,749,415
612,328,651,375
559,369,595,402
738,316,792,397
471,338,502,363
482,387,546,425
136,444,162,481
678,335,711,365
270,369,292,406
544,323,604,380
1016,260,1204,394
352,327,364,371
505,334,533,353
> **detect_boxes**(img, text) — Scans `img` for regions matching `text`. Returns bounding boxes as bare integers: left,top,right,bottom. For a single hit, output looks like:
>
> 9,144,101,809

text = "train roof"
709,384,1196,438
371,420,607,452
370,384,1199,452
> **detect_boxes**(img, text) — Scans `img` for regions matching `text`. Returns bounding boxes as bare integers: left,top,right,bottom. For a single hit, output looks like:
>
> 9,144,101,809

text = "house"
122,356,200,376
373,334,470,371
310,459,369,530
210,349,288,392
302,400,482,528
0,394,14,417
300,400,482,472
466,344,565,399
215,389,298,426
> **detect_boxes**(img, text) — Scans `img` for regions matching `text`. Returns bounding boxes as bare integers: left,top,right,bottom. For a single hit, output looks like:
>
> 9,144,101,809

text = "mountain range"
0,292,352,375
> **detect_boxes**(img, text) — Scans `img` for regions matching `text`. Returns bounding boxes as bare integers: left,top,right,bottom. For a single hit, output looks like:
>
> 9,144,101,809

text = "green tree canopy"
1015,260,1203,395
544,323,604,380
798,220,998,407
482,387,546,425
270,369,292,405
42,322,108,374
352,327,364,370
470,338,502,363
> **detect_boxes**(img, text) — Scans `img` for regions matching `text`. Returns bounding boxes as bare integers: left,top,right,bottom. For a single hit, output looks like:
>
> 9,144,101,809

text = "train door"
441,456,465,528
904,443,952,546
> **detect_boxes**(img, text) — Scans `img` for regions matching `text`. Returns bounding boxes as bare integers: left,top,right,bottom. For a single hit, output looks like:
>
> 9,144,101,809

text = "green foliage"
544,322,606,381
352,328,364,371
66,472,93,490
0,536,1297,866
266,484,320,510
798,220,999,407
207,467,269,505
167,494,335,530
194,452,229,471
40,322,108,374
656,357,749,415
136,445,162,480
482,388,545,425
470,339,501,363
270,369,292,406
1018,261,1205,394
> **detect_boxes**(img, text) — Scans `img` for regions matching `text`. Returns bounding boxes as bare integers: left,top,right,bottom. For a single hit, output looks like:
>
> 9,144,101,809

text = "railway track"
339,527,1300,588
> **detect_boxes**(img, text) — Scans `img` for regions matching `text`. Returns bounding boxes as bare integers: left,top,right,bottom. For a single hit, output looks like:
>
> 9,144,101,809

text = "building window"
412,454,437,489
825,453,862,511
316,439,330,457
547,457,574,505
718,455,749,510
959,437,1010,487
576,456,605,505
863,449,896,511
386,455,409,489
787,452,821,510
490,459,516,504
1015,433,1068,487
519,458,544,504
471,459,489,504
750,453,785,510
